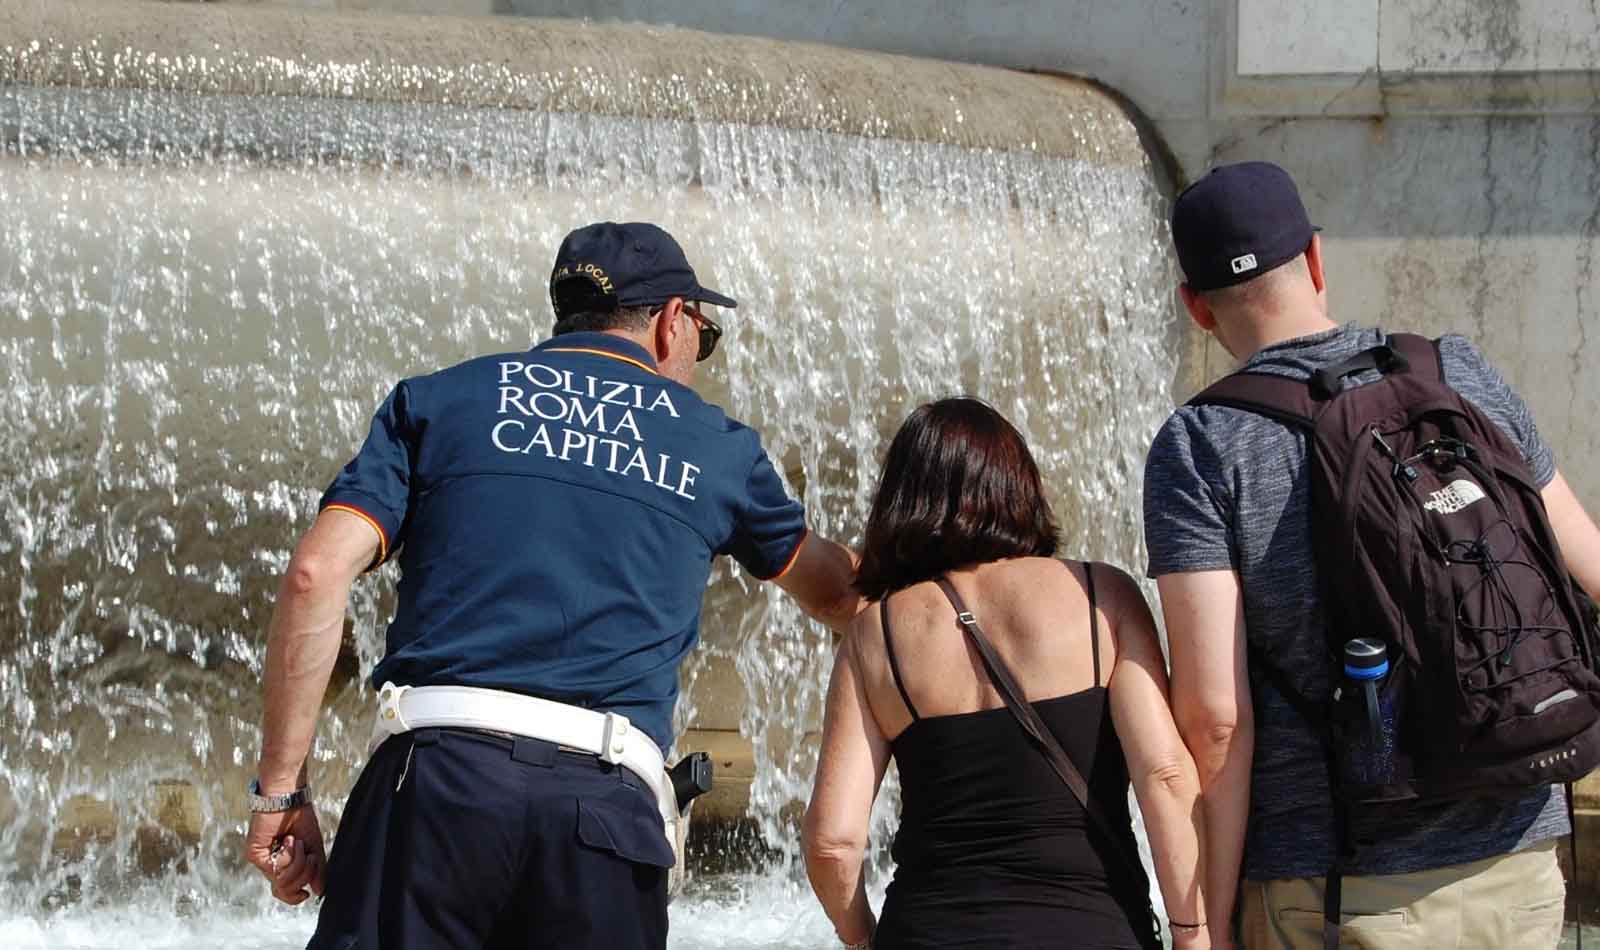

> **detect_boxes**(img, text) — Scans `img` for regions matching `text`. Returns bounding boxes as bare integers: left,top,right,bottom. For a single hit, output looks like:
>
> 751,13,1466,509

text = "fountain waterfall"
0,2,1180,945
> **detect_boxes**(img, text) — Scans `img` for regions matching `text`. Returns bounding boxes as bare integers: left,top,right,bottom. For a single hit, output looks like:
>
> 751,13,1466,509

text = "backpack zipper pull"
1372,427,1419,482
1371,427,1398,460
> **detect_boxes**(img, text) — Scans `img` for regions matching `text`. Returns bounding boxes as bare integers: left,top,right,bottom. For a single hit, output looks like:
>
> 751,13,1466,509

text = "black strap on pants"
1571,781,1584,950
1242,641,1351,950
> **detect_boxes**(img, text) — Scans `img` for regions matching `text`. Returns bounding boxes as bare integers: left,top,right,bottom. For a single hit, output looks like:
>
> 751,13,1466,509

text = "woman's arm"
803,630,892,947
1157,570,1252,949
1102,567,1213,950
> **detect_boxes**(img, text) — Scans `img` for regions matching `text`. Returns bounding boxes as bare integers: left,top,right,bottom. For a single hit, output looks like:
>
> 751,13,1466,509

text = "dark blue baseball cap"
549,221,737,321
1170,161,1320,292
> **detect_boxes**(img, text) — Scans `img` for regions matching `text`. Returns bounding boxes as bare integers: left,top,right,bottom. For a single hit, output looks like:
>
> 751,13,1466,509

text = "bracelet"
841,941,871,950
1168,919,1206,930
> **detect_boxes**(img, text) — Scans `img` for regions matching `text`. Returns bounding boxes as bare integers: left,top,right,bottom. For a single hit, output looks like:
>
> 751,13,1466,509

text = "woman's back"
802,399,1203,950
854,558,1156,950
857,557,1107,732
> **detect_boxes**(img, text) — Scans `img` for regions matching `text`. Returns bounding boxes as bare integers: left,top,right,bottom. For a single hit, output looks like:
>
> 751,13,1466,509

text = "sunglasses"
654,302,723,362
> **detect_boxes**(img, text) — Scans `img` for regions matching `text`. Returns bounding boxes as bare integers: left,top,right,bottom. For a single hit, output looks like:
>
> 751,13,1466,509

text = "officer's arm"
773,533,865,634
1544,470,1600,601
256,508,382,794
1158,569,1253,949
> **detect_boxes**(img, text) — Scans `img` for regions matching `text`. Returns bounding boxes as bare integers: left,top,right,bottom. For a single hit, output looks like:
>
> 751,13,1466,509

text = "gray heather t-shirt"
1143,323,1567,881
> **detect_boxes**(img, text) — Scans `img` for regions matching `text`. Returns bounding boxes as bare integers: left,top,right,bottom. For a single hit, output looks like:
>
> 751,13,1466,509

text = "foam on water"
0,882,860,949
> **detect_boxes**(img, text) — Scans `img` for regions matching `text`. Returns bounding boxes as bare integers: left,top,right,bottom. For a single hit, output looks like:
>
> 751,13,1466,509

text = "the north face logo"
1423,479,1487,514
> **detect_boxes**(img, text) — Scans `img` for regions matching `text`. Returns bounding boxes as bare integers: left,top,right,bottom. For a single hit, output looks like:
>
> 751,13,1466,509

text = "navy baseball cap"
549,222,737,321
1170,161,1319,292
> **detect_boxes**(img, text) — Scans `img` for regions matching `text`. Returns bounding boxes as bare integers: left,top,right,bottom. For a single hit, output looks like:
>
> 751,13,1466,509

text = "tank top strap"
1082,560,1102,687
880,595,921,721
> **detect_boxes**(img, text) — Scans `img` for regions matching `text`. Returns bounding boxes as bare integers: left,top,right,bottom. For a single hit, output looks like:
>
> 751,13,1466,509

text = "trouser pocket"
575,785,675,870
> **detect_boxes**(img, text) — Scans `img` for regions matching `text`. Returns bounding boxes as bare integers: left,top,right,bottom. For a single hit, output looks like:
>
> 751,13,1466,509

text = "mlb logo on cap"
1171,161,1319,292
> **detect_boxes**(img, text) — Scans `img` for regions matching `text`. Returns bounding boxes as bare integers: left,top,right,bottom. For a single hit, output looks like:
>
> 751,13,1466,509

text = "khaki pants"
1242,839,1566,949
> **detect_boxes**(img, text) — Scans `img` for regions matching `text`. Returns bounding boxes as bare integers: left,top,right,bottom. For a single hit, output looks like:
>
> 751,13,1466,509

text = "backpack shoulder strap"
1386,332,1444,385
1187,371,1318,430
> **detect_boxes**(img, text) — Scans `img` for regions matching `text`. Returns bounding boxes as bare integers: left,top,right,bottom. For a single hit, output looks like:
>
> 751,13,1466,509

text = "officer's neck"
596,327,655,354
593,328,696,387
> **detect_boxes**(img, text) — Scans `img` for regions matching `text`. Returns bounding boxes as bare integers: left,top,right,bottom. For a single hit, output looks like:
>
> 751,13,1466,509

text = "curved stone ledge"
0,0,1145,165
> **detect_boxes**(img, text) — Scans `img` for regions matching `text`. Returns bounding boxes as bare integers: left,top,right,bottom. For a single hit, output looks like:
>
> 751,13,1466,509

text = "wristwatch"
248,778,312,813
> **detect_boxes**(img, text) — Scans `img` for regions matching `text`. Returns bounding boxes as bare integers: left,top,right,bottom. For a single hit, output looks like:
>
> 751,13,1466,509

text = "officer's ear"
653,297,685,360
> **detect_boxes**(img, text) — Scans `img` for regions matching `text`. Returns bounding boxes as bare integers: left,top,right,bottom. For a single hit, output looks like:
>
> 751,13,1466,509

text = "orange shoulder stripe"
322,503,389,569
542,347,658,376
767,528,810,581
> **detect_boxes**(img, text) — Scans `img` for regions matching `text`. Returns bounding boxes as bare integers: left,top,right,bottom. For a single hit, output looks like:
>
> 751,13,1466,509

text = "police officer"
242,222,864,949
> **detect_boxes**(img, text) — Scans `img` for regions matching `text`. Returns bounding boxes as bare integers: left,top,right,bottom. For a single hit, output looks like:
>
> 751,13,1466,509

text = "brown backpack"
1192,332,1600,798
1191,333,1600,947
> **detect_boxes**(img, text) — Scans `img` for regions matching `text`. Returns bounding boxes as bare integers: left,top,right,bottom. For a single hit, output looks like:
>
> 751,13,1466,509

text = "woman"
802,397,1210,950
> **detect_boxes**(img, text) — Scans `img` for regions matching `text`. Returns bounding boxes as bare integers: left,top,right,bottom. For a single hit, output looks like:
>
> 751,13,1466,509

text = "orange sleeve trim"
322,503,389,569
543,347,658,376
766,528,810,581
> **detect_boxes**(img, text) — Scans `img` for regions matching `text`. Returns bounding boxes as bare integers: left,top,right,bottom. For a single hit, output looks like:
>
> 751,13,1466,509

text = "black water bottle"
1342,638,1396,785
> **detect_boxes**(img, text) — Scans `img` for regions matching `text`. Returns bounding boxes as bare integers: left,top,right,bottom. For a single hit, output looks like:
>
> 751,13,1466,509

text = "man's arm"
773,533,864,634
242,508,379,904
1158,569,1253,948
1544,469,1600,600
257,508,382,791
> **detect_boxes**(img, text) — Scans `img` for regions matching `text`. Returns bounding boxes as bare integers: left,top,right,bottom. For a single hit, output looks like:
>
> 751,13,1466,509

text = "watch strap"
248,778,311,813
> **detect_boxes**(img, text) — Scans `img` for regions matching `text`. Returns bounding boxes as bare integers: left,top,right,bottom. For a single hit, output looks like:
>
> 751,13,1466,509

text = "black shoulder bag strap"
931,575,1159,942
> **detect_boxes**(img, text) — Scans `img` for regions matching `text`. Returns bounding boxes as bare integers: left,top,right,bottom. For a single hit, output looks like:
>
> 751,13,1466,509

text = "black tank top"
874,563,1159,950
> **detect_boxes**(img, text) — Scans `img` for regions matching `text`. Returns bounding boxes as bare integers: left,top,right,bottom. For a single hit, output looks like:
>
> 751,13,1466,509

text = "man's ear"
1305,233,1326,294
652,298,682,360
1178,283,1216,332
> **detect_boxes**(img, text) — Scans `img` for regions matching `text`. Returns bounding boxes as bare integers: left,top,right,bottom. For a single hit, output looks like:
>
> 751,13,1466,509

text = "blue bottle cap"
1343,637,1389,680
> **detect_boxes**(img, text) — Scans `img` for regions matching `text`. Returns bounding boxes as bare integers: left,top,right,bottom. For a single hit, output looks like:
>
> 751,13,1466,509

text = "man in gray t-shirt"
1144,162,1600,950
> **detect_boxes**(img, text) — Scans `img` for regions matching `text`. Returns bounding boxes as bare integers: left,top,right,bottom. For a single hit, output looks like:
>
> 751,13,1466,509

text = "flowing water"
0,25,1180,948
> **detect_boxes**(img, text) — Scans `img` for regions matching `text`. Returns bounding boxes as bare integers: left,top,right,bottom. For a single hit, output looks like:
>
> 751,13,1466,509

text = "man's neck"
1233,310,1338,362
597,328,653,351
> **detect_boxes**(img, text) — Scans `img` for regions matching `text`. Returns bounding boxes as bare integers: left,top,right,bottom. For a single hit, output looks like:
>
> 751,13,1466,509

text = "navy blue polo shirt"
320,332,808,750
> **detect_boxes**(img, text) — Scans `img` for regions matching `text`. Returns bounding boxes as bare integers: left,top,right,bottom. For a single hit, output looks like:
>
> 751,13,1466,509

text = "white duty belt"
369,682,683,855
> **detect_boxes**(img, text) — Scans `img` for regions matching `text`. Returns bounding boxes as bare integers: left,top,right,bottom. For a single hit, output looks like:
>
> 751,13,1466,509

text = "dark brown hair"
854,397,1058,601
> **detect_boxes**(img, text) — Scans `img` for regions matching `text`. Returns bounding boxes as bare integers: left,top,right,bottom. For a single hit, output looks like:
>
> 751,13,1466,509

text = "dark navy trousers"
307,727,673,950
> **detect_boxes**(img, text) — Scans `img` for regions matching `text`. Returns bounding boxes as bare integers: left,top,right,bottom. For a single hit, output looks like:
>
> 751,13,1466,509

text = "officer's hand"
244,805,327,905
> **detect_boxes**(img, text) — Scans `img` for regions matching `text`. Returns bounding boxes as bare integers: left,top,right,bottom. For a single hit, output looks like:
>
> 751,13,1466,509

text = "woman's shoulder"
1080,559,1145,597
1034,558,1152,623
986,555,1133,590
